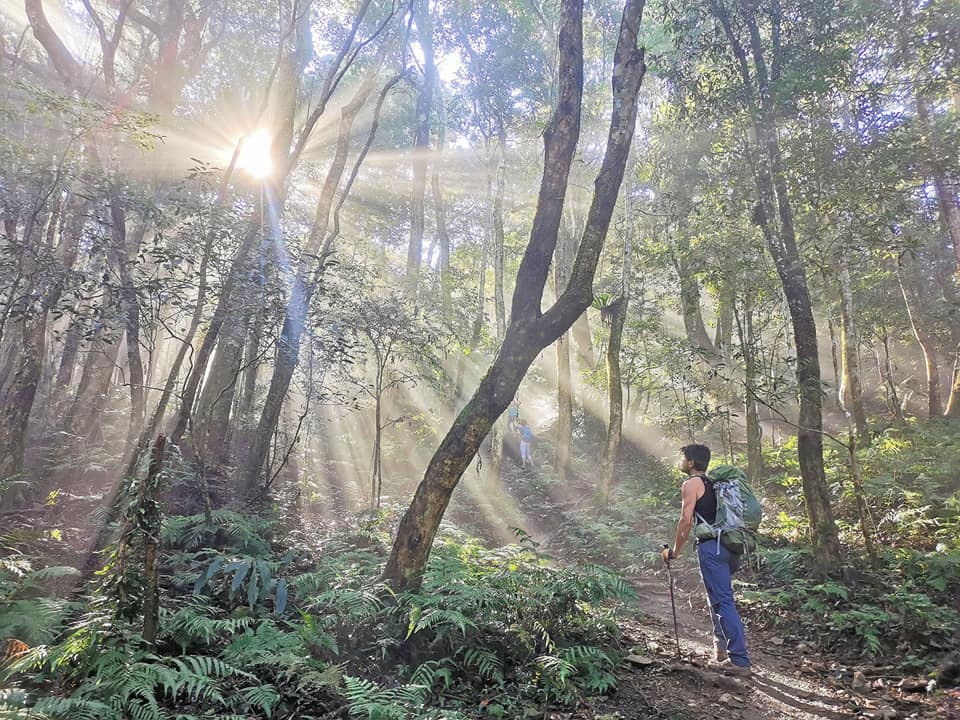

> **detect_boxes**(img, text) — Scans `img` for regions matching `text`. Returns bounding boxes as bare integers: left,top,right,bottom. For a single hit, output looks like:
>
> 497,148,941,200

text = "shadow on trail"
751,669,853,719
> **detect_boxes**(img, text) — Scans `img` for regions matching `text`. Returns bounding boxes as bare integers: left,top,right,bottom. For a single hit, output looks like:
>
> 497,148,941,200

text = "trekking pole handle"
661,544,674,564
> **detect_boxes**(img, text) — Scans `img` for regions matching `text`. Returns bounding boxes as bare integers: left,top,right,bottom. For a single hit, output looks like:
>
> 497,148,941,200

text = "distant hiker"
507,398,520,432
661,444,753,677
518,420,534,466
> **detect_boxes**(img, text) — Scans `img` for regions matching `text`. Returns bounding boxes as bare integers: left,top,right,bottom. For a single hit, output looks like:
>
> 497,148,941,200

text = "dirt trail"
487,460,954,719
613,567,858,719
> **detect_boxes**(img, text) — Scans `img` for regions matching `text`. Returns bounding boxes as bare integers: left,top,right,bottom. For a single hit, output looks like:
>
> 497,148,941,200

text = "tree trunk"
874,332,904,421
493,137,507,341
405,0,436,289
554,221,577,482
713,280,735,357
676,253,719,359
571,311,595,370
193,315,245,465
384,0,646,592
712,1,840,573
598,207,633,508
838,258,869,440
457,218,489,400
556,331,573,481
432,82,452,315
239,61,389,493
898,257,943,417
372,360,384,511
0,319,47,491
739,298,764,485
846,438,877,563
53,316,83,394
946,343,960,418
110,203,146,447
128,200,216,474
169,0,369,446
598,297,627,508
0,197,84,486
67,319,123,440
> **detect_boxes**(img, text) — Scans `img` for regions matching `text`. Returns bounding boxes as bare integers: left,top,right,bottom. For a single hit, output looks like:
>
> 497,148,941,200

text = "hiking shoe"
707,661,753,678
714,645,729,663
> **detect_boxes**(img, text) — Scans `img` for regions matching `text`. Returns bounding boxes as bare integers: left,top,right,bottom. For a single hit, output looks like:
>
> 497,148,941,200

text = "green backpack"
694,464,762,555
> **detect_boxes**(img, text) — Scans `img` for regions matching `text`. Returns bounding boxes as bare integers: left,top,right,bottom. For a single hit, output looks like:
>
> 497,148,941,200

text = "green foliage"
741,565,959,661
162,510,273,555
3,509,633,719
0,560,79,645
392,532,633,708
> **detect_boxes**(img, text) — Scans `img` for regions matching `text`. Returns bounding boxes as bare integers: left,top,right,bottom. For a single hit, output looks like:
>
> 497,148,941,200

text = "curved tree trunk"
898,257,942,417
384,0,646,592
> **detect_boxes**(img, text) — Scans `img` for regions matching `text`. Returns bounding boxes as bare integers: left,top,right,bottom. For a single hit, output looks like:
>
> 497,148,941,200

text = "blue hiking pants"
697,539,751,667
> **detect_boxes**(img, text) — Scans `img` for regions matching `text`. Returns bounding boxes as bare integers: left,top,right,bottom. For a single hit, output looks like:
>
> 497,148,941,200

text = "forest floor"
10,433,959,720
485,453,960,720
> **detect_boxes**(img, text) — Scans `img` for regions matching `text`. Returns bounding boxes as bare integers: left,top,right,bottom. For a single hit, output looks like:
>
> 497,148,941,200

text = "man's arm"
665,477,701,560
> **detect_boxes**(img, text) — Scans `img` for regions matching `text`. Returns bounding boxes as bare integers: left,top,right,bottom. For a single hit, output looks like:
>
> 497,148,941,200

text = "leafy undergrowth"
1,507,636,720
742,420,960,667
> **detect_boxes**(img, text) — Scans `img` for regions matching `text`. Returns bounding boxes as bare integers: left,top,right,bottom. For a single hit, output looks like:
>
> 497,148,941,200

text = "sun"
236,129,274,179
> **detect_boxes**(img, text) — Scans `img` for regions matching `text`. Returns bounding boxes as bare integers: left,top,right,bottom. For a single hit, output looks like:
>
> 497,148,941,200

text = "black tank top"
693,474,717,524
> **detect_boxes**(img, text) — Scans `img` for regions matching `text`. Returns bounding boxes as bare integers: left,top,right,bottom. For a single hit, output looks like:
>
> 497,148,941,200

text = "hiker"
661,444,752,676
507,398,520,432
518,420,534,466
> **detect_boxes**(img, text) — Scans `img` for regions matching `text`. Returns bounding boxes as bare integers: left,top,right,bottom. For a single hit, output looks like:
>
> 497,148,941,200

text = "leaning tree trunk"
167,0,377,447
239,61,392,493
384,0,646,593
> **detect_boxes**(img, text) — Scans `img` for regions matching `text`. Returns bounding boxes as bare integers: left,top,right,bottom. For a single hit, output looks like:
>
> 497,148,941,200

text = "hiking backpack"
694,464,762,555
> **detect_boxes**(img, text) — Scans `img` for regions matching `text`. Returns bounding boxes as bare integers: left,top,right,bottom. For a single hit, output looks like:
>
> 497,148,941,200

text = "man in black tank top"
661,444,752,676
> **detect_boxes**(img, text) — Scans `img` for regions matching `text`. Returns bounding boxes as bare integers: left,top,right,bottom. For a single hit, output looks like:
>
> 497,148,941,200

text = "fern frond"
33,696,120,720
410,608,477,637
238,684,279,717
409,659,453,691
459,647,504,682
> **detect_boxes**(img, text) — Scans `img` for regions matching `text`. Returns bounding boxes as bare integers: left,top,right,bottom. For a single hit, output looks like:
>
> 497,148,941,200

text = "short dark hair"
680,444,711,471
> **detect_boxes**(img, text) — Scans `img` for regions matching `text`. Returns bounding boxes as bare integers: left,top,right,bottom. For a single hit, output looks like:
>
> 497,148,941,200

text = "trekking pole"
662,545,682,659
